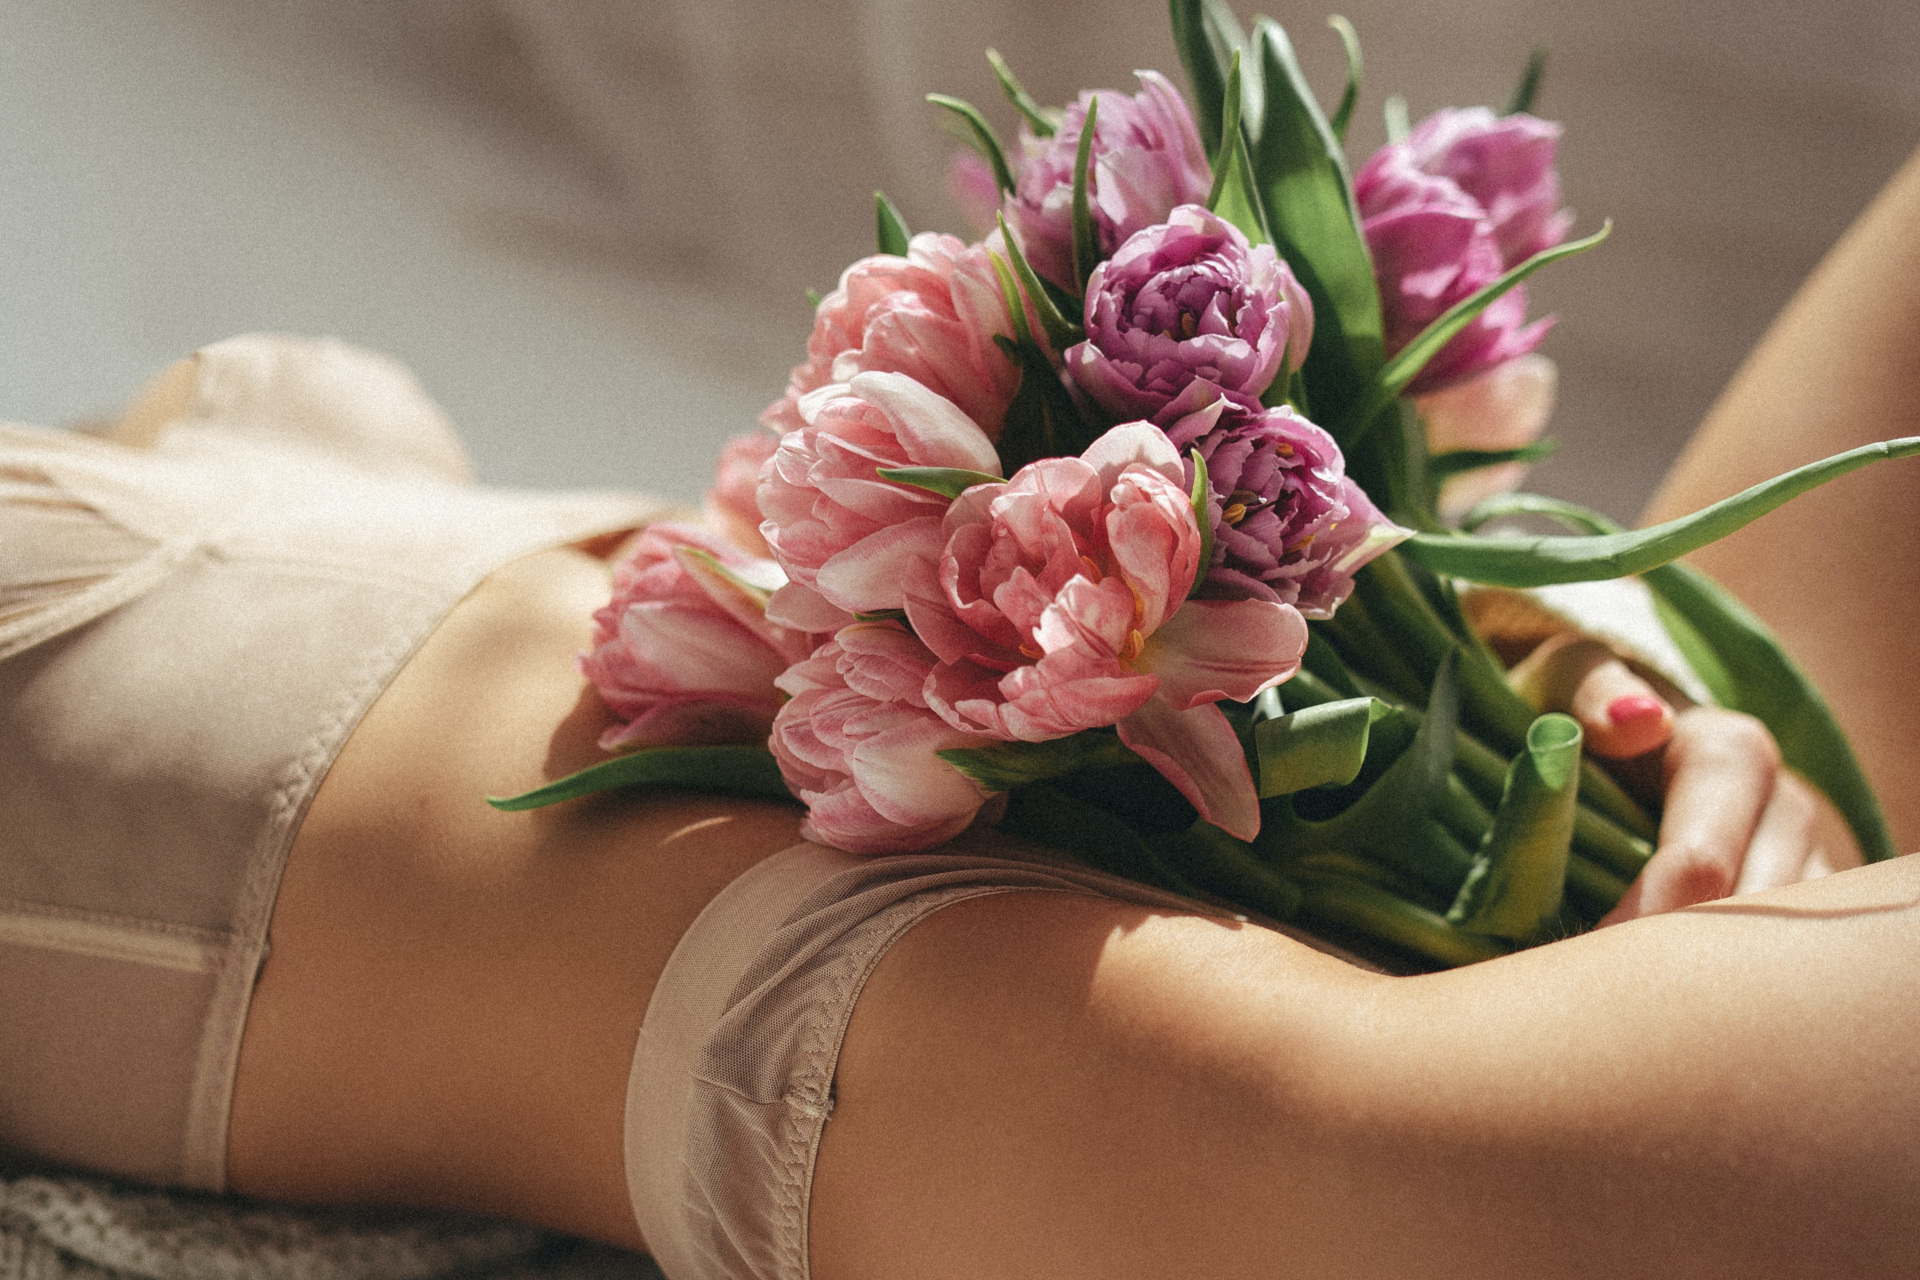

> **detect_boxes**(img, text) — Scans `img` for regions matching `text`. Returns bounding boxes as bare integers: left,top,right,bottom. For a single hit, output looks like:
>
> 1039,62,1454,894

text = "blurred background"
1,0,1914,518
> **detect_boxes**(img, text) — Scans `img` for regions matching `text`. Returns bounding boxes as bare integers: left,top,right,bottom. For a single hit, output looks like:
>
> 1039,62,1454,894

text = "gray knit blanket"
0,1164,663,1280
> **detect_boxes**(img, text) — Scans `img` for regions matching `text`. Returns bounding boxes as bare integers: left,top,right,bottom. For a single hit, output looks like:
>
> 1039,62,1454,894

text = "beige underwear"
624,832,1246,1280
0,334,671,1190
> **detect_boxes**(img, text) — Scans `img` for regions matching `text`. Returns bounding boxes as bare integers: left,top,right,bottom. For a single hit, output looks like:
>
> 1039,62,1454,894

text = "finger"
1600,707,1777,924
1510,634,1675,759
1732,771,1818,895
1569,656,1675,760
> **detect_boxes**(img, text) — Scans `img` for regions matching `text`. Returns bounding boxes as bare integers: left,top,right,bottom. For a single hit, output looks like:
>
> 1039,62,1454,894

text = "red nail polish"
1607,694,1667,726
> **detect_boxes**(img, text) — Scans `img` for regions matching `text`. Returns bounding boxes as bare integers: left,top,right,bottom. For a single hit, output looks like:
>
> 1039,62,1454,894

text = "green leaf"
805,287,824,309
995,212,1082,350
1205,53,1275,248
876,465,1002,500
986,248,1037,349
992,333,1101,472
874,190,911,256
1341,221,1611,443
1152,820,1304,921
1447,712,1582,941
1505,44,1549,116
1455,492,1899,866
1070,94,1101,291
1294,871,1510,967
1326,15,1363,143
1646,564,1897,865
986,47,1059,137
1168,0,1249,157
1255,696,1380,796
1404,437,1920,587
1260,651,1471,896
1001,783,1200,895
1187,448,1214,599
927,94,1015,193
1246,18,1385,430
678,547,778,610
938,731,1137,791
1428,440,1558,482
487,745,794,811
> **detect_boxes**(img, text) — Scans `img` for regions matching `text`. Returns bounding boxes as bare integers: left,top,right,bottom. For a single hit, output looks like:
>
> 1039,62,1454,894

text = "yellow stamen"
1019,642,1044,661
1120,629,1145,663
1079,554,1105,583
1222,502,1248,525
1179,312,1197,339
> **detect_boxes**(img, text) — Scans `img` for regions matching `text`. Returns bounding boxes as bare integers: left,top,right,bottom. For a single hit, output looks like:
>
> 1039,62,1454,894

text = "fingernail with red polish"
1607,694,1667,726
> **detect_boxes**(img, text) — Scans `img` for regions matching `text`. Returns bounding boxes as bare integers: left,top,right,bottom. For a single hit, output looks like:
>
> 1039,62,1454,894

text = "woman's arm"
1644,143,1920,852
815,859,1920,1279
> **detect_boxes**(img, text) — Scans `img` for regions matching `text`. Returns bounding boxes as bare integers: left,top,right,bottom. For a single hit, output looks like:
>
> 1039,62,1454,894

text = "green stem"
1294,872,1511,967
1565,852,1632,920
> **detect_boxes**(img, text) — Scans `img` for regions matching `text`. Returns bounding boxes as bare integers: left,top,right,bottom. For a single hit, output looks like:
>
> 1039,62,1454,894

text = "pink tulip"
763,231,1025,442
704,430,778,558
904,423,1307,839
1403,108,1571,270
772,622,992,854
1355,144,1552,394
1414,353,1558,521
758,371,1002,623
580,523,822,752
946,149,1002,240
1005,71,1213,292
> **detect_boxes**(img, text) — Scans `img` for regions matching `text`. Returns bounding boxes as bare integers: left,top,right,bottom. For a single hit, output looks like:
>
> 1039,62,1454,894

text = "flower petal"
1135,598,1308,708
1117,697,1261,840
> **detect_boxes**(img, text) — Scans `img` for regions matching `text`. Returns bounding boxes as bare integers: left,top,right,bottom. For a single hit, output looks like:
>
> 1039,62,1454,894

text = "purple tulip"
1355,144,1553,394
1005,71,1213,292
1403,108,1572,269
1067,205,1313,424
1165,394,1410,618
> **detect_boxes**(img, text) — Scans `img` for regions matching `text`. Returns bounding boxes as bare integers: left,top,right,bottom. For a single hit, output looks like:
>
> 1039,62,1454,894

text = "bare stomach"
225,546,804,1249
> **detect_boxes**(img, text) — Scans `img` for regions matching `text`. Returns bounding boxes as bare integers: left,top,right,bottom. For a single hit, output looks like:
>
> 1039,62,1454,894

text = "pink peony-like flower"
762,231,1025,442
1414,352,1558,521
904,423,1307,838
1164,394,1410,617
1355,143,1552,394
580,523,822,752
1005,71,1213,293
1402,108,1571,270
772,621,992,854
758,370,1001,623
704,430,779,558
1067,204,1312,424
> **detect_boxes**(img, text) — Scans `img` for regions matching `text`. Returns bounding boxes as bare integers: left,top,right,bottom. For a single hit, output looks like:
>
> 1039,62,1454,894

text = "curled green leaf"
928,94,1015,193
1326,15,1363,143
1255,696,1379,797
1428,439,1558,482
1447,712,1582,942
987,48,1059,137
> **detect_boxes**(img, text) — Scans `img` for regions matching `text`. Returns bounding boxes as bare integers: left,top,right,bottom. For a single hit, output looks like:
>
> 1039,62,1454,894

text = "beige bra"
0,334,673,1189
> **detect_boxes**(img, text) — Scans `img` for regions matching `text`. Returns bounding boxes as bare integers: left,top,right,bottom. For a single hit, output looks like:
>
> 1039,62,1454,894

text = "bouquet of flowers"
497,0,1917,969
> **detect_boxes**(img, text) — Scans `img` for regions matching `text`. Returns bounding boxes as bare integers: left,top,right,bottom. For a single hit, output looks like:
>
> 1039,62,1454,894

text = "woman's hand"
1520,633,1864,925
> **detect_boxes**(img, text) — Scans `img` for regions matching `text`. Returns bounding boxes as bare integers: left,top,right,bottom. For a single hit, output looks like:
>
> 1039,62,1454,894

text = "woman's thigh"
812,857,1920,1280
1645,145,1920,851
